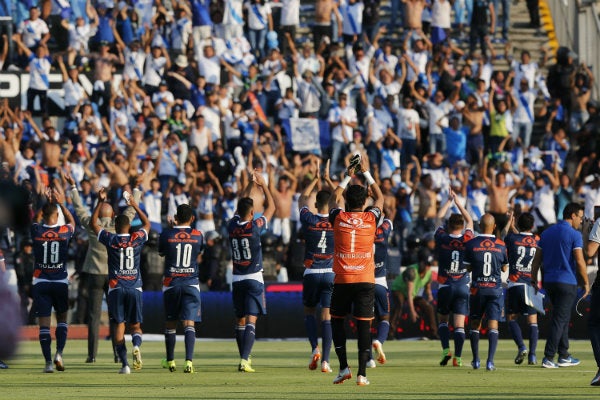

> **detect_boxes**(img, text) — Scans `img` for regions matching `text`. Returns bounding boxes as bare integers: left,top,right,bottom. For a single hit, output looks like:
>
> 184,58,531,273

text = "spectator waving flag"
282,118,322,154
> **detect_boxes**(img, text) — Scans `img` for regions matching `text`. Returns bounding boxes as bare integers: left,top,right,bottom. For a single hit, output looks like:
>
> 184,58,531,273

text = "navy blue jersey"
374,219,393,279
464,234,508,292
228,215,267,276
299,206,334,270
31,223,75,283
99,229,148,290
504,232,539,284
435,226,474,285
159,226,204,287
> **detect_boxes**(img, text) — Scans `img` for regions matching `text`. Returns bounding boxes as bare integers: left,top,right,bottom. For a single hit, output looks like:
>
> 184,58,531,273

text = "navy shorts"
506,285,536,316
469,289,503,321
163,285,202,322
331,283,375,320
232,279,267,318
437,284,470,316
108,288,143,324
302,272,334,308
33,282,69,317
374,284,390,318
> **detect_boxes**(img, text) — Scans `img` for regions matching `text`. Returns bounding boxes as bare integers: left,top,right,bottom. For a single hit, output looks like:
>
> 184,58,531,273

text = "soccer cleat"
528,354,537,365
333,367,352,384
515,348,528,365
308,347,321,370
0,360,8,369
557,356,580,367
161,358,177,372
321,361,332,373
486,361,496,371
366,359,376,368
356,375,370,386
53,353,65,372
372,340,386,364
44,361,54,373
184,360,195,373
591,369,600,386
119,365,131,374
439,348,452,366
541,357,559,369
85,357,96,363
239,359,255,373
132,346,142,370
471,359,480,370
348,153,361,175
452,357,463,367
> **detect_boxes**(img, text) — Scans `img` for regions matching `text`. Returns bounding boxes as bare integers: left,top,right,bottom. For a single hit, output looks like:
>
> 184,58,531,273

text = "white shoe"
333,367,352,384
356,375,370,386
308,347,321,370
132,346,142,370
53,353,64,371
366,359,376,368
44,361,54,373
119,365,131,374
372,340,386,364
321,361,332,373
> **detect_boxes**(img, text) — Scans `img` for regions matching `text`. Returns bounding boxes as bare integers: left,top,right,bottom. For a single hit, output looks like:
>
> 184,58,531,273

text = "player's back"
435,226,474,285
99,230,148,290
330,208,380,284
159,226,204,287
504,232,539,284
228,215,266,277
465,234,508,293
31,223,74,284
300,207,334,270
374,219,393,279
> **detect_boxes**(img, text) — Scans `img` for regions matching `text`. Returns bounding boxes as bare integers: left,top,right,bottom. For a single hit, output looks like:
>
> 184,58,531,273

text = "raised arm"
359,155,384,210
298,169,320,209
90,187,108,235
253,170,276,221
53,188,75,228
128,194,151,233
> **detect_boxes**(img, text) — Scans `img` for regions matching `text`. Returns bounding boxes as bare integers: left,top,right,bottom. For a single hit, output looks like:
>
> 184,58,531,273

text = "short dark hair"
448,213,464,231
563,202,583,220
42,203,57,219
345,184,368,210
115,214,130,232
237,197,254,218
517,212,535,232
315,190,331,209
176,204,194,224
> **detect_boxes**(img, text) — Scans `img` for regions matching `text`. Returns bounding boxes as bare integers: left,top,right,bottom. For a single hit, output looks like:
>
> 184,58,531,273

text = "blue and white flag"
282,118,322,154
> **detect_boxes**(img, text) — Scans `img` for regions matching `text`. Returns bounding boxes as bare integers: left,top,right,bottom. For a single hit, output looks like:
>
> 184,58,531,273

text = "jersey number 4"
317,231,328,254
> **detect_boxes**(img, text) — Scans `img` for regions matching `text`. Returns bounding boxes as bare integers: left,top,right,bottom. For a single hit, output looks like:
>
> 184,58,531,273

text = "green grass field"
0,339,598,399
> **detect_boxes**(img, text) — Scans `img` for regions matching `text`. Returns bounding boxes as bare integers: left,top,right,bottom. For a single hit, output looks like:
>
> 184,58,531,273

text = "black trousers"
544,282,578,359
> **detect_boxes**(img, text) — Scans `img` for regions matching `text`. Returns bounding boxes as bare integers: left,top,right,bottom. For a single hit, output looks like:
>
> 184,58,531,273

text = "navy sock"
529,324,539,355
488,329,499,363
454,328,466,357
116,342,128,367
439,322,450,350
132,332,142,348
332,318,348,370
241,323,256,361
39,326,52,362
377,320,390,344
509,320,525,350
235,325,245,358
304,315,318,350
165,329,176,361
55,323,68,354
322,320,332,363
470,330,480,361
184,326,196,361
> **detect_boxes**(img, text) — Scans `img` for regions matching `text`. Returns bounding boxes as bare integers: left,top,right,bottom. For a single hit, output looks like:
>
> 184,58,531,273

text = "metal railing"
546,0,600,96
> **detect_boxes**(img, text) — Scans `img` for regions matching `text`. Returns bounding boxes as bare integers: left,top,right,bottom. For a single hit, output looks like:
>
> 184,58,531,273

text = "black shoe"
0,360,8,369
85,357,96,363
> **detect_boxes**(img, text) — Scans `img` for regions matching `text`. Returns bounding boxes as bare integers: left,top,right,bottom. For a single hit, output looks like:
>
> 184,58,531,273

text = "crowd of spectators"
0,0,599,329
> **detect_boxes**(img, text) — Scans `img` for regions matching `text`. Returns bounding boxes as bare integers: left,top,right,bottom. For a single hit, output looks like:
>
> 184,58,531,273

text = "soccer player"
367,211,393,368
328,156,384,386
31,188,75,373
159,204,204,373
464,213,508,371
503,212,539,365
228,170,276,372
435,190,474,367
91,188,151,374
0,248,6,369
298,170,334,373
